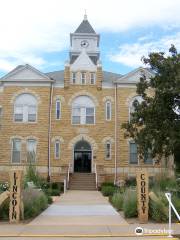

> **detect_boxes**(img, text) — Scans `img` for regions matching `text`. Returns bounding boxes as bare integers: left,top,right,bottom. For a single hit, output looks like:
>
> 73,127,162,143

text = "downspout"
114,82,117,185
48,81,54,182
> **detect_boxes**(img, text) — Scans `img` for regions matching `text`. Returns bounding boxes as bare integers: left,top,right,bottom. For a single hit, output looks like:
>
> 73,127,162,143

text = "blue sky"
0,0,180,77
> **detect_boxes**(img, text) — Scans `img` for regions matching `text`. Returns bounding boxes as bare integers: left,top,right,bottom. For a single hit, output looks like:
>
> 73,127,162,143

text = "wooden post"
9,170,23,223
136,170,149,223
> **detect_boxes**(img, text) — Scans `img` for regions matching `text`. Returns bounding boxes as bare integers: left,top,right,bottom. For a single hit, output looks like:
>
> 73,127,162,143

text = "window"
144,150,153,164
72,96,95,125
56,100,61,120
129,142,138,164
12,139,21,163
55,140,60,159
72,72,76,84
105,101,112,121
27,139,37,163
81,72,86,84
129,96,143,121
14,94,37,122
90,72,96,84
105,141,111,159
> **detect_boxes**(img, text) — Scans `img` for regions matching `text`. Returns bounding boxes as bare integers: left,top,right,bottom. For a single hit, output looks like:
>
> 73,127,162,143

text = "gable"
116,67,155,84
70,50,96,72
1,64,52,82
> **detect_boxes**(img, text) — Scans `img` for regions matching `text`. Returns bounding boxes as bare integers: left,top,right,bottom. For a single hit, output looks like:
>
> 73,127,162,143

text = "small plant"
111,192,124,211
0,182,9,192
123,188,137,218
101,182,114,187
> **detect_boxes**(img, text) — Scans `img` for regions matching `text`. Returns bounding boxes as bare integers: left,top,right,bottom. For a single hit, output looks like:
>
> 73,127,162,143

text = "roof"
75,19,96,34
46,70,122,83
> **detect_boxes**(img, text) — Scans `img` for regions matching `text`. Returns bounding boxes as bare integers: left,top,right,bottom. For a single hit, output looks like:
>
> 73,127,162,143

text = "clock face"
81,40,89,48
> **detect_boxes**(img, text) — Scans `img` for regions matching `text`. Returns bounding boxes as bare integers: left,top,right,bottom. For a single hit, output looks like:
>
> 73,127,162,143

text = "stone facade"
0,16,173,184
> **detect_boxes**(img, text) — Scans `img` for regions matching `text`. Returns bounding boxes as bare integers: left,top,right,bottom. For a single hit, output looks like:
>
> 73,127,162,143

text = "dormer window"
90,73,96,85
81,72,86,85
72,72,76,84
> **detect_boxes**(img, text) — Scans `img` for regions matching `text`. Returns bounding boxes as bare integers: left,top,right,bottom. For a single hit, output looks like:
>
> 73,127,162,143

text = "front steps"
69,173,96,190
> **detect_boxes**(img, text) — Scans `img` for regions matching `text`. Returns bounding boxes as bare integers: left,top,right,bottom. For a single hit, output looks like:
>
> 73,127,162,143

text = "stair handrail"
94,163,98,189
67,163,71,189
165,192,180,238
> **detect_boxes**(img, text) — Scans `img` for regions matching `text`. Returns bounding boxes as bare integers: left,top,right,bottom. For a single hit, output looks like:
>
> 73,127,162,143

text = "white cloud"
0,0,180,72
110,32,180,68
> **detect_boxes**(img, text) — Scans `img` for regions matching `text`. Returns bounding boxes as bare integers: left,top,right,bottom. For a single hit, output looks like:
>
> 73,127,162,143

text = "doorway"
74,140,92,173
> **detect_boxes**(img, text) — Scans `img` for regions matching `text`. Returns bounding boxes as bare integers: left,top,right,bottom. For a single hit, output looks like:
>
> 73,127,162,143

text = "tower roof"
75,15,96,34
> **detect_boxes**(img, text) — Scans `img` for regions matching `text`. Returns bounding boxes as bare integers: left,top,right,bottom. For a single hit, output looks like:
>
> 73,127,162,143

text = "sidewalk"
0,190,179,239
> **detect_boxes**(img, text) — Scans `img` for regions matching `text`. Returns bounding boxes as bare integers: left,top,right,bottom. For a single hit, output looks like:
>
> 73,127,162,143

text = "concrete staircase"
69,173,96,190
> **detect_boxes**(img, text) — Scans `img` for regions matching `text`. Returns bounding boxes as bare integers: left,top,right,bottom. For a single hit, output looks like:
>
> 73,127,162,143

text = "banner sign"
136,171,149,223
9,170,23,223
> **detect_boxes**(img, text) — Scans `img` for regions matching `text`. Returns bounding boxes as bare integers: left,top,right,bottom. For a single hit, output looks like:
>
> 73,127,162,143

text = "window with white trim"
72,96,95,125
71,72,76,84
129,142,138,164
90,72,96,85
14,94,37,122
55,140,60,159
12,139,21,163
27,139,37,163
144,150,153,164
105,101,112,121
81,72,86,84
56,100,61,120
105,141,111,159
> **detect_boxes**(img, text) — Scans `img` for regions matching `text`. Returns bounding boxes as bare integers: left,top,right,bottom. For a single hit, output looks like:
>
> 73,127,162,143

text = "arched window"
56,100,61,120
129,96,143,121
72,96,95,125
105,141,111,160
14,94,37,122
55,140,60,159
11,138,21,163
105,101,112,121
27,139,37,163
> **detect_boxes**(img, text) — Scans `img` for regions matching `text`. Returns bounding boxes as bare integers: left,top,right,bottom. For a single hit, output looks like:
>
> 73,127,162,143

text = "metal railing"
165,192,180,238
94,163,98,189
67,163,71,189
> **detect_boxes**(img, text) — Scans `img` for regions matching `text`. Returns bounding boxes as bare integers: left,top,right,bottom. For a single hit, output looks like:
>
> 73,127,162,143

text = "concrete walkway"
0,190,179,239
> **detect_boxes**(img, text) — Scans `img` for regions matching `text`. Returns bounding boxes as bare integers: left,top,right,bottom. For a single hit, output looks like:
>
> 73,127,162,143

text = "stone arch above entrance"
68,134,98,151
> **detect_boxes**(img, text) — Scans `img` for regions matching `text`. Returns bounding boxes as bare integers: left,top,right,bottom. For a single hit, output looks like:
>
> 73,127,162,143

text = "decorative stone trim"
68,134,98,151
10,88,41,104
51,136,64,143
68,91,99,106
25,136,39,142
9,136,24,143
53,95,65,103
102,96,114,103
102,136,114,144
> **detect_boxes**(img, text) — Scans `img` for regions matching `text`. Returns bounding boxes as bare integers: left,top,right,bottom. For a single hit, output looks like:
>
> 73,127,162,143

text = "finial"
84,9,87,20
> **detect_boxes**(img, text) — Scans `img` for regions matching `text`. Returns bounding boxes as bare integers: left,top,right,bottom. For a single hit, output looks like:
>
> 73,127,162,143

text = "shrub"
23,188,48,219
123,189,137,218
111,192,124,211
101,182,114,187
101,186,116,196
125,177,136,187
149,191,168,222
0,198,9,220
24,164,44,188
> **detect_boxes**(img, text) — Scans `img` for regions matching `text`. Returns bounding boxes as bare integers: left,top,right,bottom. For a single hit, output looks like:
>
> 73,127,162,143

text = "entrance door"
74,140,92,173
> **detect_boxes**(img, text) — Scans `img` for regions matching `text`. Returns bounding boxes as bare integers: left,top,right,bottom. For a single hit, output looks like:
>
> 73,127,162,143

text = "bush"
23,188,48,219
101,182,114,187
0,198,9,220
101,186,116,196
111,192,124,211
125,177,136,187
123,189,137,218
149,191,168,222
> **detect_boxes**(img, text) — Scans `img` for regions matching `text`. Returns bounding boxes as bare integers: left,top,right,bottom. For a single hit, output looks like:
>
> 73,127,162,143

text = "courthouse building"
0,15,172,189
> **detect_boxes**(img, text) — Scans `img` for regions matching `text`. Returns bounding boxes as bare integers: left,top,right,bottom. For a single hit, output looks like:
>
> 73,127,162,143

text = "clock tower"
69,14,100,65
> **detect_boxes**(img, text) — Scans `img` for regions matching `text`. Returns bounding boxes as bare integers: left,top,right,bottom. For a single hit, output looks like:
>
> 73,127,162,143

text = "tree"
122,45,180,163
